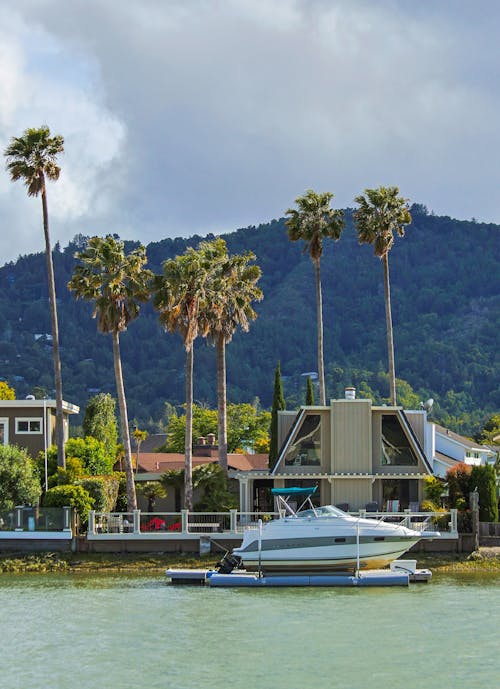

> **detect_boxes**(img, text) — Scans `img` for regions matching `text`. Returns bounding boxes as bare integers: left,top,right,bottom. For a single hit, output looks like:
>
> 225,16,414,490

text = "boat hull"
233,513,423,573
238,539,421,573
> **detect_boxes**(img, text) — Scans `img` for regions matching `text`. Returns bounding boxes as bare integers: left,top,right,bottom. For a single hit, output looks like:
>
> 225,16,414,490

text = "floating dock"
166,564,432,588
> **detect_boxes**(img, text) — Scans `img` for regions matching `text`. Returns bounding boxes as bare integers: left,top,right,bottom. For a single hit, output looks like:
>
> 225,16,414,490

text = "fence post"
230,509,238,533
63,506,72,532
181,509,189,534
14,506,23,531
133,509,141,534
450,508,458,536
470,490,479,551
88,510,96,536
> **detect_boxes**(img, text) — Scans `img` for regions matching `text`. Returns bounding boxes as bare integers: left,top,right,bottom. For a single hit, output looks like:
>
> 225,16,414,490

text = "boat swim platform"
166,566,432,588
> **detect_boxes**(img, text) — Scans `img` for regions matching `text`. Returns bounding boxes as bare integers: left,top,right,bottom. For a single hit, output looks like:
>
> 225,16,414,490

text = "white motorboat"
220,487,434,574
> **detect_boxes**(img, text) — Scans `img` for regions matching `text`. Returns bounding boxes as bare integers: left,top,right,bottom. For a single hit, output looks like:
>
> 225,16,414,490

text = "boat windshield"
294,505,346,519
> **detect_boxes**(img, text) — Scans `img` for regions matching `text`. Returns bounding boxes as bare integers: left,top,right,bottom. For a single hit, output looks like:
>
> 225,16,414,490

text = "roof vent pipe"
344,387,356,400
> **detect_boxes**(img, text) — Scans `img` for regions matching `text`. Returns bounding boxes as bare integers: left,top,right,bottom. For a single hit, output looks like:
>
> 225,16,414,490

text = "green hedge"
78,476,120,513
43,485,94,525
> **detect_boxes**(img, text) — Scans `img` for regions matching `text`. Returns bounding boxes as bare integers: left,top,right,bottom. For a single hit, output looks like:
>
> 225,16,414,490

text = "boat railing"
355,509,458,536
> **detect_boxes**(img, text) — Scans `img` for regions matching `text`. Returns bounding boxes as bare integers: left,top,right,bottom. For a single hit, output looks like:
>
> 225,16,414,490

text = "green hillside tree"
353,186,412,405
286,189,345,405
4,126,66,467
269,362,286,469
68,236,152,511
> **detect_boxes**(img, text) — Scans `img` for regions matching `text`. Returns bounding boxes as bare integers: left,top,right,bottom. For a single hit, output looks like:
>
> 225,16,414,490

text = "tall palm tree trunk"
112,330,137,510
41,181,65,468
184,346,194,510
383,254,397,406
216,334,228,474
314,259,326,405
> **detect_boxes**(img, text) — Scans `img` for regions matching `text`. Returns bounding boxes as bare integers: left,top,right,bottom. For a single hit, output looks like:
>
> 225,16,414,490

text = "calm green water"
0,572,498,689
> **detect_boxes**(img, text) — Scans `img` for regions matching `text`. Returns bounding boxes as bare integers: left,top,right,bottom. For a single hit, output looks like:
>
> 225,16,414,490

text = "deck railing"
0,506,72,533
88,508,458,538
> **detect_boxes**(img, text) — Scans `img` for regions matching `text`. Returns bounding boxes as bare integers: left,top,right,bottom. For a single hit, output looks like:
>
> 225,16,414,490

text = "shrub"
43,485,94,526
423,476,445,505
64,437,114,475
446,462,473,508
0,445,41,511
78,476,120,512
114,472,128,512
53,457,85,486
420,499,440,512
42,437,114,479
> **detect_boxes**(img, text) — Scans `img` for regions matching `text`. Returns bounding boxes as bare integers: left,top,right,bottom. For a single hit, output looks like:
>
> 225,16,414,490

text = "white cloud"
1,0,499,261
0,3,126,259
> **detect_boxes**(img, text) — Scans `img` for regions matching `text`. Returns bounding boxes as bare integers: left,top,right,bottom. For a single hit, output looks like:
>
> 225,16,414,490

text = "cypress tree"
471,464,499,523
305,376,315,405
269,362,286,469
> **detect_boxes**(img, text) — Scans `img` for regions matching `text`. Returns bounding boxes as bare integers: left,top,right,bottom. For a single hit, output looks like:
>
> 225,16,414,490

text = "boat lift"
167,485,432,587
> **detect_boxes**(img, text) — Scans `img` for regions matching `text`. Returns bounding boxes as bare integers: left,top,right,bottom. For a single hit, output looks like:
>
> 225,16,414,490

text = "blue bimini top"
270,486,317,497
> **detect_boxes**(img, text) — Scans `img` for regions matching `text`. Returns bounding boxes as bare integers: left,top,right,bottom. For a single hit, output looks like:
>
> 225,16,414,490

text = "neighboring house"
429,423,497,478
0,398,80,458
132,435,268,512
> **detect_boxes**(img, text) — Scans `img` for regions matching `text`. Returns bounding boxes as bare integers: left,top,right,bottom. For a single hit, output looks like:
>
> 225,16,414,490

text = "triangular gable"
271,408,306,475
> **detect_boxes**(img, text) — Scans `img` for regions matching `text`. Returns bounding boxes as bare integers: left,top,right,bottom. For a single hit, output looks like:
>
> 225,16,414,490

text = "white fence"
88,508,458,538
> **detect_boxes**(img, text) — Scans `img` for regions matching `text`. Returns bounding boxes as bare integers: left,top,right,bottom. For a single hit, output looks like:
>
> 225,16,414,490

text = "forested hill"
0,206,499,435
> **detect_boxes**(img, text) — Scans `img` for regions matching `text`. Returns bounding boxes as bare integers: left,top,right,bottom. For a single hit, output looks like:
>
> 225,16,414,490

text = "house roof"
0,399,80,414
434,451,459,468
434,424,482,450
137,452,268,474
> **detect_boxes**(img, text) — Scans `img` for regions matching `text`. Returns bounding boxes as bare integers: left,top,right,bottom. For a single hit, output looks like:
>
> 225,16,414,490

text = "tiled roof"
137,452,268,473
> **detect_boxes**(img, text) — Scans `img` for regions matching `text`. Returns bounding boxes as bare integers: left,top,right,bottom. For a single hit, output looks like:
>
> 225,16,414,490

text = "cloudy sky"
0,0,499,262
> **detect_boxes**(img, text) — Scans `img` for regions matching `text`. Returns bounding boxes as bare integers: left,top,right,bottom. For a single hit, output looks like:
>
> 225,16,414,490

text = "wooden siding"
330,399,372,473
328,478,372,511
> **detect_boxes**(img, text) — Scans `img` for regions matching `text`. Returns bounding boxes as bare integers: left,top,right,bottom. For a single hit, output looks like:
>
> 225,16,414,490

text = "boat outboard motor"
216,552,242,574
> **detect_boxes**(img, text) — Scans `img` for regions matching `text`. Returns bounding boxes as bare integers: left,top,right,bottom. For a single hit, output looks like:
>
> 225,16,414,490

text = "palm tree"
207,242,263,473
285,189,345,405
353,186,412,405
137,481,167,513
152,239,224,509
4,127,66,467
68,235,152,510
132,427,148,475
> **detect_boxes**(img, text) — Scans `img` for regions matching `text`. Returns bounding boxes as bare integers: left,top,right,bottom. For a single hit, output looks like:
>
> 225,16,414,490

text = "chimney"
344,387,356,400
197,437,206,445
207,432,216,446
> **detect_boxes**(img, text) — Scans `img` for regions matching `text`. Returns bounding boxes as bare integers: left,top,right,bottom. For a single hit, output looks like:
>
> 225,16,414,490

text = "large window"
15,418,42,434
284,414,321,467
381,415,418,466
